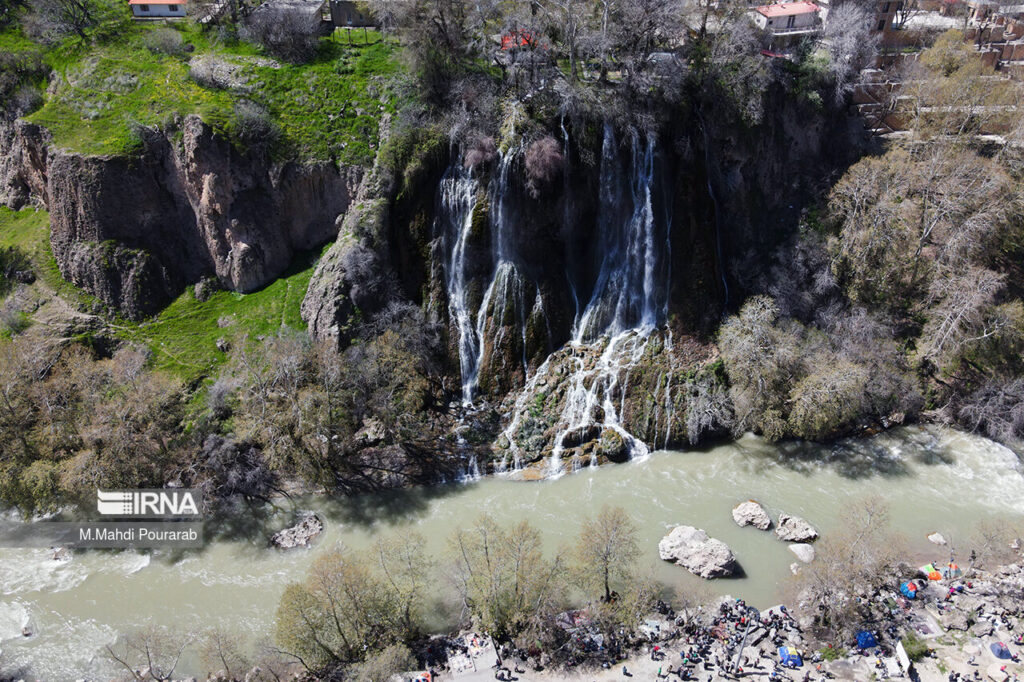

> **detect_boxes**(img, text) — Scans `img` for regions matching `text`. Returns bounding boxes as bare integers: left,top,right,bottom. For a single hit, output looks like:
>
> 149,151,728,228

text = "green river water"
1,426,1022,680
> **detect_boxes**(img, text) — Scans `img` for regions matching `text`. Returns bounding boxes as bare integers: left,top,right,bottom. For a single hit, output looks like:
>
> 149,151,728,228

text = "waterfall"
439,165,483,405
572,125,670,344
439,150,523,406
541,125,672,475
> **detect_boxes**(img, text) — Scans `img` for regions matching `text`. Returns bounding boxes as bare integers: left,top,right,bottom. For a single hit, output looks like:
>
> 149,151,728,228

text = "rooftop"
755,2,821,17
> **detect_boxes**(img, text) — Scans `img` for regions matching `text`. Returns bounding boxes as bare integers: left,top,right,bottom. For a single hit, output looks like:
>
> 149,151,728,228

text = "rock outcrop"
1,116,364,319
732,501,772,530
788,543,815,564
775,514,819,543
658,525,737,579
270,514,323,549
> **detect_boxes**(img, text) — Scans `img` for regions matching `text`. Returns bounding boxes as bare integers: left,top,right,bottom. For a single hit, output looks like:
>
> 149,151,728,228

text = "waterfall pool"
1,426,1022,679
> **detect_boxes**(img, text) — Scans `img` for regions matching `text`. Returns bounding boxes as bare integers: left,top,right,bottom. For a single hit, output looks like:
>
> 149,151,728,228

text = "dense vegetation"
2,0,399,160
0,0,1021,543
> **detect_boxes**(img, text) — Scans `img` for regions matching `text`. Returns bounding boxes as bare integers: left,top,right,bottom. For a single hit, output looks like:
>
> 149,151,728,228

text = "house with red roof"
129,0,187,18
750,2,822,35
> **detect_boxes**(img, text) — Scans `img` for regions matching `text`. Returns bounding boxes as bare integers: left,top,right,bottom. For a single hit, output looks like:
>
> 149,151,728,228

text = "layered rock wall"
0,115,363,318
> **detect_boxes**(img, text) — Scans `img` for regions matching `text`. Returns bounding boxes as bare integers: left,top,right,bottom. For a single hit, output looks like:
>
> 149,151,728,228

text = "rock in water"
775,513,819,543
927,532,947,546
658,525,737,579
271,514,323,550
732,500,772,530
789,543,815,564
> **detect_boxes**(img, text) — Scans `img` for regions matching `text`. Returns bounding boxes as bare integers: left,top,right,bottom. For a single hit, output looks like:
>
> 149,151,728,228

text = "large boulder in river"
658,525,737,579
775,513,819,543
732,501,772,530
271,514,323,549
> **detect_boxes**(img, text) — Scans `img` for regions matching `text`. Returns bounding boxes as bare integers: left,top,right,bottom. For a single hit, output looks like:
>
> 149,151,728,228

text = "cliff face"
0,115,363,319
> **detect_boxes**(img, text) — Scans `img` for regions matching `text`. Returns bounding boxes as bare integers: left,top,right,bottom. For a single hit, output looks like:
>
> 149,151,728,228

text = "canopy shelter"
856,630,879,650
920,563,943,580
991,642,1013,660
942,563,963,579
778,646,803,668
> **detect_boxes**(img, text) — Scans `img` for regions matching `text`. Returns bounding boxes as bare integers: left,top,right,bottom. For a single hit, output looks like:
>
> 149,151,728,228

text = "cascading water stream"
439,165,483,406
440,150,523,407
542,125,673,477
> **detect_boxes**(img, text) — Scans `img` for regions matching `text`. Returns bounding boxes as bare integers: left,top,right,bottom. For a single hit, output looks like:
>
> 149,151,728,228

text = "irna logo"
96,489,203,518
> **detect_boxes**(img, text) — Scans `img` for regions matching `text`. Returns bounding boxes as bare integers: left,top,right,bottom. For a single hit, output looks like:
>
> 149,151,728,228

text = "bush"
240,8,318,64
143,27,186,57
901,632,931,662
524,135,563,197
228,100,279,153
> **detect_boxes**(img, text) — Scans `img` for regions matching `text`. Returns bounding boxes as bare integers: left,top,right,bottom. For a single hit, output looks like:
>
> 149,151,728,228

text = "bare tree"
26,0,99,38
894,0,921,30
106,626,192,682
573,505,640,603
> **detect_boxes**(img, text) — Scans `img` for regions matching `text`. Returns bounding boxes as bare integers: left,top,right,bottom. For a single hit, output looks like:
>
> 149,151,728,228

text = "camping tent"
990,642,1012,660
856,631,879,649
900,581,919,598
779,646,803,668
920,563,943,580
942,563,963,579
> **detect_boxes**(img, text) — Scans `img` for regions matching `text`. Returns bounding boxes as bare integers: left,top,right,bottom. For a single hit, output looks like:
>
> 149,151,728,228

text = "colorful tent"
941,563,963,579
778,646,803,668
920,563,943,580
900,581,919,598
990,642,1012,660
856,631,879,649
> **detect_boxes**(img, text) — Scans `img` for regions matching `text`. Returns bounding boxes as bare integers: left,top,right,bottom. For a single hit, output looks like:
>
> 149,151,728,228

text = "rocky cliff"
0,115,363,318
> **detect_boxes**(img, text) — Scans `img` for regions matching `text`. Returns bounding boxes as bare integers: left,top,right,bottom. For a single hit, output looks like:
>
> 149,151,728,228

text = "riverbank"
428,560,1024,682
1,426,1023,680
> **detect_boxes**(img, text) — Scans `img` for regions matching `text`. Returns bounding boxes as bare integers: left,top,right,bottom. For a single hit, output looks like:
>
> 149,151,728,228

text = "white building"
129,0,187,17
751,2,822,34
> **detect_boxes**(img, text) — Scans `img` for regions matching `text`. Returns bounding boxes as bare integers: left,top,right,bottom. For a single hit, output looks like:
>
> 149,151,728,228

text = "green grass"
254,29,399,164
0,207,317,382
28,36,236,156
0,206,100,307
113,248,321,382
23,15,398,160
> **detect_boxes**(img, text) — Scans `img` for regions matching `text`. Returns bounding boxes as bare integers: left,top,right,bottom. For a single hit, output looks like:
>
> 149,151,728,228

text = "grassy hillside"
0,207,317,382
10,10,398,162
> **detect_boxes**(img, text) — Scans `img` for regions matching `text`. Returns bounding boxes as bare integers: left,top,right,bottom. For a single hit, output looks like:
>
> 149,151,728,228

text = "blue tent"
899,581,918,599
856,631,879,650
991,642,1012,660
778,646,803,668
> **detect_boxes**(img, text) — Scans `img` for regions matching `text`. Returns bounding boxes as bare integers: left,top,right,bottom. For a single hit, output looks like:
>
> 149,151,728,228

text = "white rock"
790,562,802,576
658,525,737,579
270,514,323,550
775,513,819,543
789,543,815,563
927,532,947,546
732,500,772,530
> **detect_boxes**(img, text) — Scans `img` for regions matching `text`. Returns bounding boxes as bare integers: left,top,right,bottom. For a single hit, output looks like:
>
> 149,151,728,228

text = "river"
1,426,1022,680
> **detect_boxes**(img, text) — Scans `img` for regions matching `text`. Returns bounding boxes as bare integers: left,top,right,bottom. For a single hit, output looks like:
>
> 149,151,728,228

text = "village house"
129,0,186,18
750,1,823,35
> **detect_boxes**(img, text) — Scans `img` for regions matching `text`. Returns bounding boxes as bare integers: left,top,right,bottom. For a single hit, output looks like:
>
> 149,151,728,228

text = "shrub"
240,8,318,64
143,27,186,57
228,100,279,153
901,632,931,662
524,135,563,197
